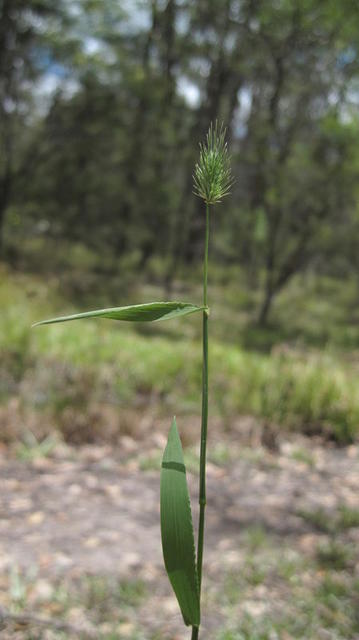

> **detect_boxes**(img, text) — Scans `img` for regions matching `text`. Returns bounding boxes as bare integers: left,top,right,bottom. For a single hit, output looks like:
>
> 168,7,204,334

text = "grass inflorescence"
193,122,233,205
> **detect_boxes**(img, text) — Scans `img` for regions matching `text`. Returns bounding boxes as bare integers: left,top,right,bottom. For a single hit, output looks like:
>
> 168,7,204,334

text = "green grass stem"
192,203,210,639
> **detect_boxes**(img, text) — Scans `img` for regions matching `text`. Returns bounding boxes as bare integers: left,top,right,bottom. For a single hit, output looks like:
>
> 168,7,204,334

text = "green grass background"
1,261,359,444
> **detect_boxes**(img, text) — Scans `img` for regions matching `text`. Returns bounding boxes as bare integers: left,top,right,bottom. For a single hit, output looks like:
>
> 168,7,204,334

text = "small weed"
208,442,233,466
298,504,359,534
243,526,268,551
218,615,282,640
116,578,147,607
16,432,58,461
138,450,162,471
82,576,146,620
314,575,359,634
221,559,267,607
297,507,335,533
237,447,265,465
317,575,352,601
9,566,28,610
244,560,266,587
316,540,353,570
337,504,359,530
222,571,242,606
276,553,305,584
290,447,316,467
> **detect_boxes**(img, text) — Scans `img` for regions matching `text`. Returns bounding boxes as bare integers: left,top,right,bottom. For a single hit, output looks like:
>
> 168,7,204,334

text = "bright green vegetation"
2,267,359,445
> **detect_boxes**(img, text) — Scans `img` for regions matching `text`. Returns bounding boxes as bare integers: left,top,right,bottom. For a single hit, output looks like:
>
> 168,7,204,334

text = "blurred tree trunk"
118,0,180,265
0,124,12,255
115,0,159,257
258,287,274,327
0,0,69,256
0,0,14,255
139,0,178,268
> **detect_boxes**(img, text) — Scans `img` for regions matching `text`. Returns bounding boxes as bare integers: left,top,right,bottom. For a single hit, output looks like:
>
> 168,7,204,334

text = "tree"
0,0,74,253
17,1,192,264
226,0,359,323
8,0,359,320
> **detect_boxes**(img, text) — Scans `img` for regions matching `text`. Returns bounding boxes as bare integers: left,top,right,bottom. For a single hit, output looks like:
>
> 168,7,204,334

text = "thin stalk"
191,202,210,640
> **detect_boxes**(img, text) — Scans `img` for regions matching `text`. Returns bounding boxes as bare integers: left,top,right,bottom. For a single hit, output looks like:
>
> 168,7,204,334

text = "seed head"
193,121,233,205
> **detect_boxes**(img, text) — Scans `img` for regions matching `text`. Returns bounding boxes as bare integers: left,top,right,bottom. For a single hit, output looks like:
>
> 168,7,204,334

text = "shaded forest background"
2,0,359,325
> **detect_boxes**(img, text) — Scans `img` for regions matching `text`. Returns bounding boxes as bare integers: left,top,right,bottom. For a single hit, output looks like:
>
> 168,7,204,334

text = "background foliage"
2,0,359,325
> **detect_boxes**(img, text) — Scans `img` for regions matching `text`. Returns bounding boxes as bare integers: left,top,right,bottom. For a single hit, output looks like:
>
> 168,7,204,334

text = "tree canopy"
2,0,359,322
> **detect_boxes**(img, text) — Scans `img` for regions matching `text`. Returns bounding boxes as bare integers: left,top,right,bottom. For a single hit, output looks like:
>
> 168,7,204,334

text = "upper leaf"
160,418,200,627
33,301,205,327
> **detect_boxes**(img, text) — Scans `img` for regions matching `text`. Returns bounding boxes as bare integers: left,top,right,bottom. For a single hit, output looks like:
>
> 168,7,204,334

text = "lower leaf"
160,418,200,626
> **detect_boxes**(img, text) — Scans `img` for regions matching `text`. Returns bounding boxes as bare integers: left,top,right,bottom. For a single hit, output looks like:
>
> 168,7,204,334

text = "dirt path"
0,437,358,638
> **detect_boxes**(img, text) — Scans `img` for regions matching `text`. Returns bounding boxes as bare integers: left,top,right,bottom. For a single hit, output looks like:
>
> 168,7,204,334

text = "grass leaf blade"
160,418,200,626
33,302,205,327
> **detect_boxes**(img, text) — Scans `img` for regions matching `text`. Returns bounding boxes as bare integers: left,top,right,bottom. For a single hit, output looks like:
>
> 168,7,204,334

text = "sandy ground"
0,435,358,638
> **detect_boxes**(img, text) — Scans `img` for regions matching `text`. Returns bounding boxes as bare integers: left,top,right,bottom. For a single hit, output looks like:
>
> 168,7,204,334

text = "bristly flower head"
193,121,233,205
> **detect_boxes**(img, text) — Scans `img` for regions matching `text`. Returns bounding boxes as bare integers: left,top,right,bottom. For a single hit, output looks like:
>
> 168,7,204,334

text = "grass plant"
33,123,233,638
